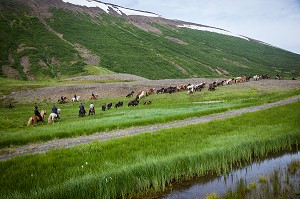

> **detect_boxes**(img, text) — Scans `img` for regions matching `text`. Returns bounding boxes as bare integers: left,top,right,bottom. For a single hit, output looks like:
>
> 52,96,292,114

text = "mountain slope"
1,0,299,80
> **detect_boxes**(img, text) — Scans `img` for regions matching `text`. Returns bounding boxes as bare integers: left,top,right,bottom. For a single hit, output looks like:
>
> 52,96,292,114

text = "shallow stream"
151,150,300,198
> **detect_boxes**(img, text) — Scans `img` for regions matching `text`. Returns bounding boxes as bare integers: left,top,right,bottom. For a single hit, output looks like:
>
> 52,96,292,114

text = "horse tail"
27,117,33,126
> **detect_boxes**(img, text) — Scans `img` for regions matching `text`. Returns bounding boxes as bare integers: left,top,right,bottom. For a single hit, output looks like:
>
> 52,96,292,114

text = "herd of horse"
27,74,281,126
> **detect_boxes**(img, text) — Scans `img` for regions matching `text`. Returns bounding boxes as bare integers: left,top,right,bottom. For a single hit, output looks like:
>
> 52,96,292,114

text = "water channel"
147,150,300,199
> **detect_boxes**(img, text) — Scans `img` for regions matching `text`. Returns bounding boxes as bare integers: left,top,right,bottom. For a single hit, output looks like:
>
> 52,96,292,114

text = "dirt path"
1,95,299,161
9,74,300,104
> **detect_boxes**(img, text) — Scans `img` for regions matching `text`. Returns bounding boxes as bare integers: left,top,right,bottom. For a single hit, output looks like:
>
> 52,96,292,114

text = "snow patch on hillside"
62,0,160,17
178,24,249,41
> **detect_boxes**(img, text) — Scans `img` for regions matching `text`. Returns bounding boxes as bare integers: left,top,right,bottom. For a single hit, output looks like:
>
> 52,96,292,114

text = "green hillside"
1,0,299,80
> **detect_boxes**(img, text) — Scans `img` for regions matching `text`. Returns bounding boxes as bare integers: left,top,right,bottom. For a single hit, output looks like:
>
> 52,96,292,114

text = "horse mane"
40,110,46,117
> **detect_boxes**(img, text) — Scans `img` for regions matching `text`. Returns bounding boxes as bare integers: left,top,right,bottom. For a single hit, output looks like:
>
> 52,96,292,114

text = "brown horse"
27,110,46,126
89,108,95,115
89,95,96,100
58,96,67,104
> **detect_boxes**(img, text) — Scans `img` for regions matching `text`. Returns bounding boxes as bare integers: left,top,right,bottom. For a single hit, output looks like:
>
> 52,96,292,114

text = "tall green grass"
0,100,299,198
1,84,300,148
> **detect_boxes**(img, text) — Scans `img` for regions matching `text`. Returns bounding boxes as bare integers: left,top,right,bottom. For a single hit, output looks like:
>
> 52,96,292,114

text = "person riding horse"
90,92,96,100
89,102,95,115
79,103,86,116
34,106,44,122
52,105,60,119
74,94,77,102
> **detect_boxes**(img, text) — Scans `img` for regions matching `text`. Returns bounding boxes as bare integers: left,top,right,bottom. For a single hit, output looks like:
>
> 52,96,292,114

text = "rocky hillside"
1,0,299,80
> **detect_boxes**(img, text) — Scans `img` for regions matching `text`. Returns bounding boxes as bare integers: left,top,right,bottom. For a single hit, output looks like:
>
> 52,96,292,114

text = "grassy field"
0,81,300,148
0,99,299,198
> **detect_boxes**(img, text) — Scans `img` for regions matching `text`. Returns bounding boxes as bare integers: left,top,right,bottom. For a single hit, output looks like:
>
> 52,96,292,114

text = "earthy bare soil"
9,74,300,103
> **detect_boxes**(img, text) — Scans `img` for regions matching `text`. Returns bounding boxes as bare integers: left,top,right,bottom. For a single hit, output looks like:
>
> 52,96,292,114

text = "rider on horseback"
74,94,77,102
89,102,95,110
34,106,44,122
89,102,95,115
52,105,60,119
79,103,86,116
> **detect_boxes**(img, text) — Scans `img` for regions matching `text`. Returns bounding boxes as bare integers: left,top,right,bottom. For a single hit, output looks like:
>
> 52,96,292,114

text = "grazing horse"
143,101,152,105
128,99,139,106
107,102,112,110
28,110,46,126
48,109,61,124
126,91,134,98
115,101,123,108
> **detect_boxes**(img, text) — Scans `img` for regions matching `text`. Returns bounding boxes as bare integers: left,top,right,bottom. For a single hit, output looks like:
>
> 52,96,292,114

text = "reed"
221,159,300,199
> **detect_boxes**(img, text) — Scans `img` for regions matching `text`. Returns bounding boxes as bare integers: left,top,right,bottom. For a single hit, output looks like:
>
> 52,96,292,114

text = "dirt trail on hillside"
1,95,300,161
7,74,300,104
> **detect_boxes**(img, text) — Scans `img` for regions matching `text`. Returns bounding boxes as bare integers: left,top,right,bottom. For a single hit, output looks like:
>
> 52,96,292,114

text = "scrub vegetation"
1,0,300,80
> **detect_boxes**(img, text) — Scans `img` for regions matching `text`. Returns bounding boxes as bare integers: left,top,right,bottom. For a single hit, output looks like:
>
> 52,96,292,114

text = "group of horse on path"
58,93,100,104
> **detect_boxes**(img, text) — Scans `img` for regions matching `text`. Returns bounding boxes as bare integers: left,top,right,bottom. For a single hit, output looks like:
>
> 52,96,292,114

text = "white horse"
138,91,146,99
253,75,261,81
71,96,80,102
187,84,195,94
48,109,61,124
